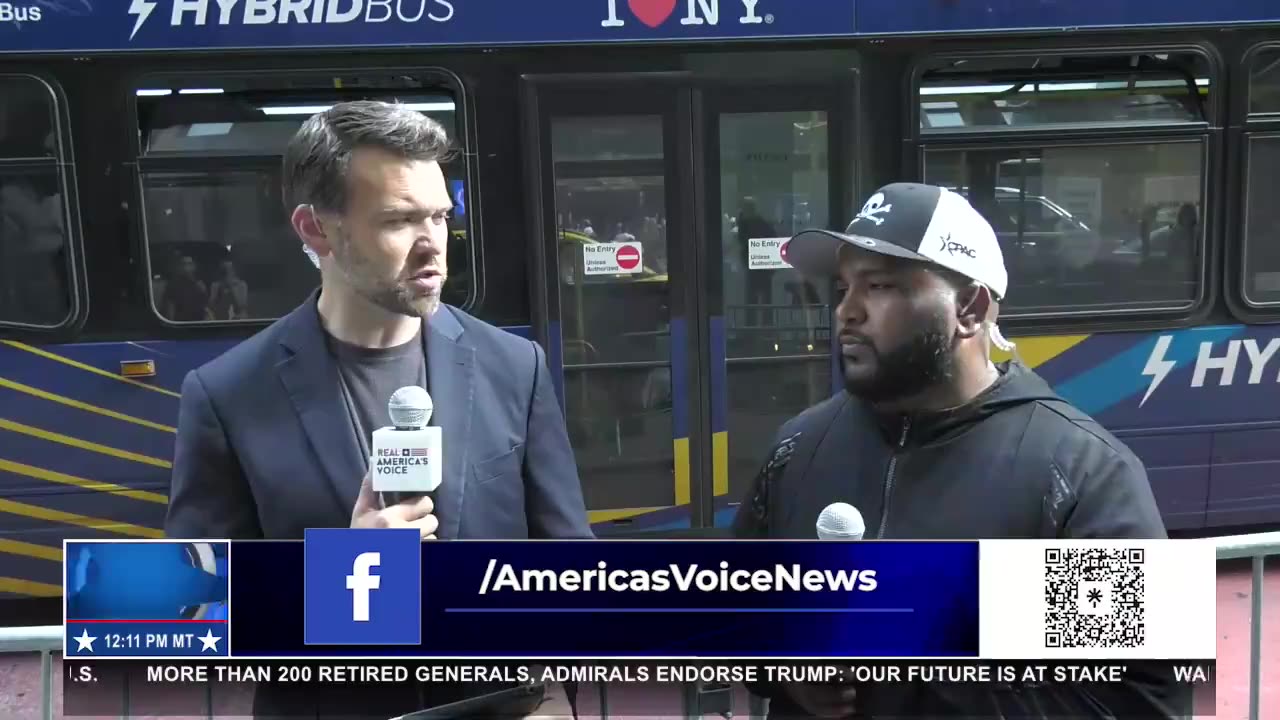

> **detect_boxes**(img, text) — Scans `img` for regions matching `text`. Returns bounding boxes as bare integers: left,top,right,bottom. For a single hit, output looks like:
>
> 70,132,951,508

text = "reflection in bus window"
719,110,832,504
1243,136,1280,305
0,75,73,328
143,170,310,321
134,77,471,323
919,52,1210,132
551,114,675,515
923,142,1203,314
1249,49,1280,116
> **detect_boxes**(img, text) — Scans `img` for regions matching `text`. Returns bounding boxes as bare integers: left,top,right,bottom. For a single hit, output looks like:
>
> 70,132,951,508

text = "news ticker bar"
64,537,1218,660
61,659,1216,718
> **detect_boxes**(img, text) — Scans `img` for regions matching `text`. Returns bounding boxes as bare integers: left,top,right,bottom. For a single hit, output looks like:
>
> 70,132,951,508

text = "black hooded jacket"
730,360,1190,719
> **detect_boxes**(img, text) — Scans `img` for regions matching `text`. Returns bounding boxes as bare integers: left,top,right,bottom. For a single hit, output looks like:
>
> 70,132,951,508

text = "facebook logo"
303,529,421,645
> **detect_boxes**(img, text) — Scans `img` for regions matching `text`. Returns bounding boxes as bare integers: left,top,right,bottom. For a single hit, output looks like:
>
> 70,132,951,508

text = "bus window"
916,51,1211,317
550,113,674,516
1243,135,1280,305
0,75,75,329
1248,48,1280,116
134,76,472,324
1243,49,1280,307
924,143,1203,315
919,52,1210,133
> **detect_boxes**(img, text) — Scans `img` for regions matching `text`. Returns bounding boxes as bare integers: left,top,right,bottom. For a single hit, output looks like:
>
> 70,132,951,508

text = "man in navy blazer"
166,101,590,718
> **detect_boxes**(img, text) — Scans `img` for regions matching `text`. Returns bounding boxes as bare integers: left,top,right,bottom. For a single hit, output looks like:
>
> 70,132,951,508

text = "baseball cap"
786,182,1014,351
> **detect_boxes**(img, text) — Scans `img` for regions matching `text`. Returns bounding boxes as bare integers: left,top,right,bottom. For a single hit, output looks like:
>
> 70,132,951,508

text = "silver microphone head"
816,502,865,540
387,386,433,429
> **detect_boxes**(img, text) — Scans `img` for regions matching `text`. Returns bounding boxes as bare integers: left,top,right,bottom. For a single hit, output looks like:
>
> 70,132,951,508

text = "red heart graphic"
628,0,677,28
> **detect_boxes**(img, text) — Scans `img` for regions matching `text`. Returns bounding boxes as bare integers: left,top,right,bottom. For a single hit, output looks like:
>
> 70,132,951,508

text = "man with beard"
167,101,589,718
731,183,1186,719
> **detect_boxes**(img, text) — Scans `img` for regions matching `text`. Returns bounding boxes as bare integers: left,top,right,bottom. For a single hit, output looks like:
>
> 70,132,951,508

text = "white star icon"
73,629,96,652
198,628,221,652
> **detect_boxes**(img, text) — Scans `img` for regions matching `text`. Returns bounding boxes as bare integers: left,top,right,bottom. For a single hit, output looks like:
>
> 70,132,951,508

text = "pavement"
2,559,1275,719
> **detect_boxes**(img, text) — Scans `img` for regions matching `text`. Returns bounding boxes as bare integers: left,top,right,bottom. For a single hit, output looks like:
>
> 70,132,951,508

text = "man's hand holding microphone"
350,472,438,538
351,385,443,540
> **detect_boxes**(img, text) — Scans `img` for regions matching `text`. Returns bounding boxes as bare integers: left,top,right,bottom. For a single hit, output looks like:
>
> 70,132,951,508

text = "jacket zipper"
875,417,911,539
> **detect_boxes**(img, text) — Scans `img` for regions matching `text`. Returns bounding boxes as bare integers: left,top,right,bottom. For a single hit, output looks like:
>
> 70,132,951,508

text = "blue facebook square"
303,528,422,646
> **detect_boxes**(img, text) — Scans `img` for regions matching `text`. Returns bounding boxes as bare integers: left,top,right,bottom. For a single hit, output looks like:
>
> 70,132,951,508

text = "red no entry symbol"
616,244,641,271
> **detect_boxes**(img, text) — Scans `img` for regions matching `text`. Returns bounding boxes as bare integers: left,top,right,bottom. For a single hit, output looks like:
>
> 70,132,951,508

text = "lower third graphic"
63,540,229,658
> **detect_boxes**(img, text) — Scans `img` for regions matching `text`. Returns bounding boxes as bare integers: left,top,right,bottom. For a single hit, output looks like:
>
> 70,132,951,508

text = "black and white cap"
786,183,1014,350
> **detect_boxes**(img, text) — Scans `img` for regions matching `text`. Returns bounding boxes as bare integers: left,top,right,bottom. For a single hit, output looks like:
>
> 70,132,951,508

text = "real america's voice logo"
303,528,422,645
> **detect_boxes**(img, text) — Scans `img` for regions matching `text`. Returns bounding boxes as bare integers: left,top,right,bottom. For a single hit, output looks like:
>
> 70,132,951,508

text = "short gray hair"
282,100,455,213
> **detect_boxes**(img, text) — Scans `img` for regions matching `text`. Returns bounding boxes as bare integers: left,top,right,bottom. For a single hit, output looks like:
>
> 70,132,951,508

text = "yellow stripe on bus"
1,341,181,398
0,497,162,538
0,377,176,433
0,576,62,597
993,334,1090,369
674,437,690,506
0,418,172,468
588,507,666,523
0,459,168,504
0,538,62,562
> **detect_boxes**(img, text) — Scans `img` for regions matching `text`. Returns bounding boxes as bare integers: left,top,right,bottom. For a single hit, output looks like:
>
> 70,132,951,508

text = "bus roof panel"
0,0,1278,56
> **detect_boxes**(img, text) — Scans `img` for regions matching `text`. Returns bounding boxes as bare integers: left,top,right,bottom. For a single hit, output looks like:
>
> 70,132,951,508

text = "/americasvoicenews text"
476,559,879,595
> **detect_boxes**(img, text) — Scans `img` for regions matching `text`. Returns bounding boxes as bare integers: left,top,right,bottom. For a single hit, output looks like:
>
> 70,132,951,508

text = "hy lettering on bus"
1140,333,1280,406
127,0,455,40
602,0,770,28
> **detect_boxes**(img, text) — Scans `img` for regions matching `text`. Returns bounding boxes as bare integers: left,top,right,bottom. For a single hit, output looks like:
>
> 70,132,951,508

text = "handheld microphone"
816,502,865,540
370,386,442,498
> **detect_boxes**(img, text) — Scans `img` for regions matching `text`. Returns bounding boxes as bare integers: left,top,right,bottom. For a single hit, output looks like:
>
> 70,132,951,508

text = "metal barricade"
1,532,1273,720
1213,531,1279,720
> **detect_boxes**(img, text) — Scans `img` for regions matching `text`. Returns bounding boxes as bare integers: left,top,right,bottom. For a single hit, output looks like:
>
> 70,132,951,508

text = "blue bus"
2,0,1280,621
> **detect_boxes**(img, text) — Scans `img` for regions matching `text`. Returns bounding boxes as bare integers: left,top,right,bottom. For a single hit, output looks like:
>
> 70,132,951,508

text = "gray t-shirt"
325,324,428,471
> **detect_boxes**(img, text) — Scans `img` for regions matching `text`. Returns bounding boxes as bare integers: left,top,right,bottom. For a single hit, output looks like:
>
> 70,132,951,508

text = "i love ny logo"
602,0,769,29
628,0,678,27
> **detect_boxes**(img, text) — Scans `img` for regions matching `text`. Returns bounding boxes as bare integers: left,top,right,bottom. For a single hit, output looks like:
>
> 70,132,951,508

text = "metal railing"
2,532,1274,720
1212,530,1279,720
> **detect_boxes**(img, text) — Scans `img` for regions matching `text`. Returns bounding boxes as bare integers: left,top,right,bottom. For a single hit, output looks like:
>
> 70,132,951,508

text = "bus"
2,0,1280,622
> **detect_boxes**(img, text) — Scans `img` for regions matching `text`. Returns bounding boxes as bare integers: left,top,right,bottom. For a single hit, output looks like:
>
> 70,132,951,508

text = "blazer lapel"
425,306,474,539
276,295,366,518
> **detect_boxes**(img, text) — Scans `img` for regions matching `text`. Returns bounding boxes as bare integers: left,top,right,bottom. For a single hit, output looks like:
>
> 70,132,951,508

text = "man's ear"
954,283,992,340
291,204,333,260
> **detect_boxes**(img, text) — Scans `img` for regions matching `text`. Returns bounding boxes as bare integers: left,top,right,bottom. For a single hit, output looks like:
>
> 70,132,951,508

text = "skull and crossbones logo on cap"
855,193,892,226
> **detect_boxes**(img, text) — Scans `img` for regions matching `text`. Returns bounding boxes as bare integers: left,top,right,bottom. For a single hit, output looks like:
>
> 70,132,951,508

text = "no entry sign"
583,241,644,276
747,237,794,270
616,244,641,271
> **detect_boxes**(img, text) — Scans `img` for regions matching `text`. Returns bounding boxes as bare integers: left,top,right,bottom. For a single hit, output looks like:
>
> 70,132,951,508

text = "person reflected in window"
610,221,635,243
209,258,249,320
162,255,211,321
638,215,666,274
1147,202,1197,280
738,197,777,330
0,174,68,325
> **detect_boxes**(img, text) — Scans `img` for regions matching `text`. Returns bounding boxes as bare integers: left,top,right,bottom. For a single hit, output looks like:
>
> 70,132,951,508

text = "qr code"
1043,548,1145,649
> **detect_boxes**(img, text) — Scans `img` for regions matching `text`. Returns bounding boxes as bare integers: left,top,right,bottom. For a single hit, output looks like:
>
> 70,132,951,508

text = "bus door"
522,74,847,534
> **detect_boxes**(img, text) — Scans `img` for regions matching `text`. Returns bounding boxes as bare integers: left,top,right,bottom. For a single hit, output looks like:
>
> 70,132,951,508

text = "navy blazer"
165,293,593,540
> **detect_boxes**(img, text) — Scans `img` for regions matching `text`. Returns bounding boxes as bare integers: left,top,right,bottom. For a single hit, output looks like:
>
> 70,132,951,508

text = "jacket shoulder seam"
1028,398,1130,460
